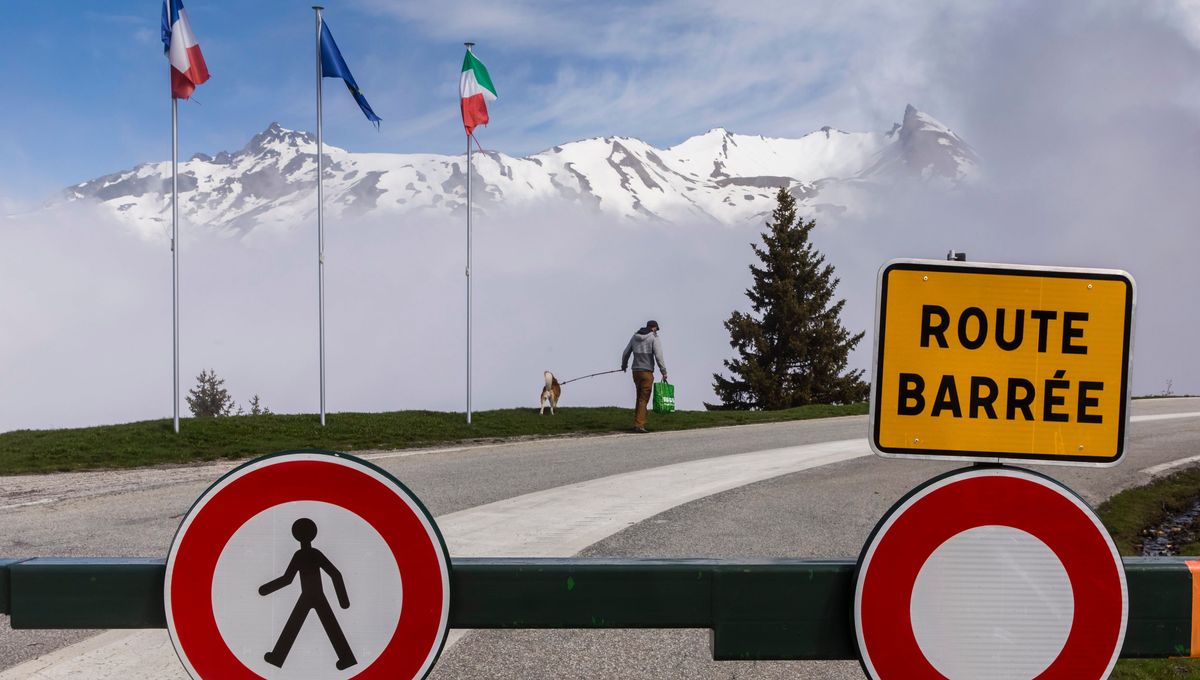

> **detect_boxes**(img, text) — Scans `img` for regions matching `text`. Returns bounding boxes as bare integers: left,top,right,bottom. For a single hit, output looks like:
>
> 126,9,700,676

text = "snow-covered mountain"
60,104,977,237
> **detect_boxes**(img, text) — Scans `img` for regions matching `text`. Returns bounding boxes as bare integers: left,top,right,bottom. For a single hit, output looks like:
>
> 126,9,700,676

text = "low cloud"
0,203,780,431
4,166,1195,433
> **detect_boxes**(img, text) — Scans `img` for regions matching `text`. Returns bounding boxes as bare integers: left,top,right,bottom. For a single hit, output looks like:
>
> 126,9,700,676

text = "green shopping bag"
652,381,675,414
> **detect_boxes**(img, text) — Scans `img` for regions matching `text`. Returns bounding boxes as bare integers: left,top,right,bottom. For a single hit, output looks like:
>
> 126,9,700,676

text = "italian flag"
460,50,497,136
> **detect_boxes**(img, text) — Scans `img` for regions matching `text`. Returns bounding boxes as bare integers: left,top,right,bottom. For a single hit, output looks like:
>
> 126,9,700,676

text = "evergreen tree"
186,369,236,417
708,188,868,410
248,394,272,416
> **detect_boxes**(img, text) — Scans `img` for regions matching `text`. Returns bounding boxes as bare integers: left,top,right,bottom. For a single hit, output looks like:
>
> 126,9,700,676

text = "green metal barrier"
0,556,1192,660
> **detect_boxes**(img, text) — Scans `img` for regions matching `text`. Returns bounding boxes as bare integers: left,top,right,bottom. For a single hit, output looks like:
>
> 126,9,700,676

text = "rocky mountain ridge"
60,104,978,237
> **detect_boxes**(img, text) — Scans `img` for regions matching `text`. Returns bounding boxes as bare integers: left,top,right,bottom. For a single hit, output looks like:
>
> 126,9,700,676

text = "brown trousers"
632,370,654,429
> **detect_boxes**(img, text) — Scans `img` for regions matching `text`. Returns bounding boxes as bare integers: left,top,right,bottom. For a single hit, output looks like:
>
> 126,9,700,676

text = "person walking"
621,320,667,433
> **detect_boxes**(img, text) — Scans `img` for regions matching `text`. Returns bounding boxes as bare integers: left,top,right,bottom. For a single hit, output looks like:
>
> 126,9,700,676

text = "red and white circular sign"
854,466,1127,680
165,450,451,679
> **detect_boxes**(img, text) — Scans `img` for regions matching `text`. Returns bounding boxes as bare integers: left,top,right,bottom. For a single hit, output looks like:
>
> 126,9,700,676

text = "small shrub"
248,394,272,416
186,369,236,417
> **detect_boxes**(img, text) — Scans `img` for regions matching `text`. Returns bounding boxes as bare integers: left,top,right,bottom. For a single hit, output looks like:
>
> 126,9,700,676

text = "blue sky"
0,0,975,206
1,1,484,200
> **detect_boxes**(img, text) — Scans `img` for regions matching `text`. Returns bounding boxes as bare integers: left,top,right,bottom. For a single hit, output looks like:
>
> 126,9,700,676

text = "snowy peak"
243,122,318,154
901,104,947,134
55,106,978,236
871,104,980,181
65,122,356,234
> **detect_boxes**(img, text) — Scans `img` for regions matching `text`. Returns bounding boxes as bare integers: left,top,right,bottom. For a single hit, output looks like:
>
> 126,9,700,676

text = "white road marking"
0,498,56,512
360,439,538,461
0,629,183,680
1132,413,1200,475
1142,453,1200,475
436,438,870,558
1131,411,1200,423
0,437,870,679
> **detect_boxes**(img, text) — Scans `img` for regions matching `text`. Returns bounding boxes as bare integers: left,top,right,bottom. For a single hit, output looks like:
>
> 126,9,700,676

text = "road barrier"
0,556,1192,660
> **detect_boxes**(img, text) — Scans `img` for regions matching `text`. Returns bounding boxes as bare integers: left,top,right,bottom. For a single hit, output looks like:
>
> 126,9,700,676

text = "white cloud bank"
0,205,776,431
4,174,1195,434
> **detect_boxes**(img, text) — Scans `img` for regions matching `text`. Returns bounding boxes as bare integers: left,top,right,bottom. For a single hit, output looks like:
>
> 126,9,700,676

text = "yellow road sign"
870,260,1135,466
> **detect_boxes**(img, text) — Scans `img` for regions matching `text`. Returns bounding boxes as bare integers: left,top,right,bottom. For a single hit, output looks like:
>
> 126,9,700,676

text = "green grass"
1097,467,1200,678
1097,466,1200,556
1111,659,1200,680
0,403,867,475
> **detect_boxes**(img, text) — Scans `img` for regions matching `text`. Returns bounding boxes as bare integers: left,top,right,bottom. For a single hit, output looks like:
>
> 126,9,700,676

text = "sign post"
859,258,1138,679
164,450,451,679
870,259,1135,465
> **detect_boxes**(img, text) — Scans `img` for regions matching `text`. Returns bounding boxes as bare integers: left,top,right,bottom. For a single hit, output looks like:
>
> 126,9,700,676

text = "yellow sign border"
868,259,1136,467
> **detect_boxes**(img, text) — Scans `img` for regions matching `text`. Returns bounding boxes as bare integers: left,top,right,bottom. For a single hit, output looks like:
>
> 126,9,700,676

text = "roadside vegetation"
1099,468,1200,679
1098,466,1200,556
1113,659,1200,679
0,403,867,475
1133,379,1198,399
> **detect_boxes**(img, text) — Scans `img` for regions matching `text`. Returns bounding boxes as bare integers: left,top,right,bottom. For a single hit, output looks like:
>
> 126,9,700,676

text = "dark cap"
645,319,660,330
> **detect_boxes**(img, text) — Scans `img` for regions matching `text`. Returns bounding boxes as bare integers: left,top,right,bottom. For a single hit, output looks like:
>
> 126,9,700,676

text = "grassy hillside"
0,403,867,475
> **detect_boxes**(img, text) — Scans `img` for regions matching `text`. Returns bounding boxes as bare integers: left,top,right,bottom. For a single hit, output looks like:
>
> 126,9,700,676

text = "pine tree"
708,188,868,410
186,369,237,417
248,394,272,416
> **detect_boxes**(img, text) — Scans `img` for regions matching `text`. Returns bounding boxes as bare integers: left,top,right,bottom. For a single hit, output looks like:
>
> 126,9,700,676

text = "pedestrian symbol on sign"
259,517,358,671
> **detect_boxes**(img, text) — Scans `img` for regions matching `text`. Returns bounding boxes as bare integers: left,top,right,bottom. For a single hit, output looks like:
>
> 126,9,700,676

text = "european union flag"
320,21,381,127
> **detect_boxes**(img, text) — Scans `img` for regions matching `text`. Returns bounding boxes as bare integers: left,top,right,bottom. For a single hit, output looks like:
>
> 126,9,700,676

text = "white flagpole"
314,6,327,427
172,95,181,434
465,41,474,426
170,6,180,435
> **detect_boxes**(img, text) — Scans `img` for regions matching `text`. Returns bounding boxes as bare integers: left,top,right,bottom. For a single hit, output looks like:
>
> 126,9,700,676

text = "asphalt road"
2,397,1199,678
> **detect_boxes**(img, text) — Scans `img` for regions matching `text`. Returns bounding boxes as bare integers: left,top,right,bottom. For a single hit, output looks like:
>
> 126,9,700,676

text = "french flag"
161,0,210,99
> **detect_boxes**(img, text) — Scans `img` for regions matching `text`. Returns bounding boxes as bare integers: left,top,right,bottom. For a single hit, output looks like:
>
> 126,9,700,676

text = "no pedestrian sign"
870,259,1135,465
164,450,451,680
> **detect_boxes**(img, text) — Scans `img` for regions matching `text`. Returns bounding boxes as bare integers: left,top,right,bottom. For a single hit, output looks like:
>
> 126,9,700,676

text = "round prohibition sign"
165,450,451,680
853,466,1127,680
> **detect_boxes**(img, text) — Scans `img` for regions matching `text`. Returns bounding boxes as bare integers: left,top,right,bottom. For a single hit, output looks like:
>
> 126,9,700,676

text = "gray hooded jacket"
621,329,666,374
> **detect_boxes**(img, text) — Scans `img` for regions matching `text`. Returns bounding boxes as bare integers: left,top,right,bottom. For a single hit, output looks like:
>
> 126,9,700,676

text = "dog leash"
558,369,624,386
